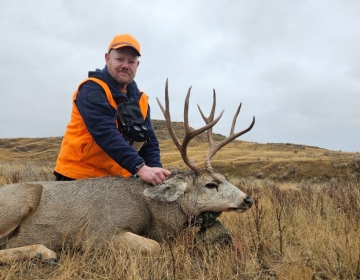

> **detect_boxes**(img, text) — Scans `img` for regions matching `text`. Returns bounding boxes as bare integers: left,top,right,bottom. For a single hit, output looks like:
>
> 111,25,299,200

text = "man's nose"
121,61,130,69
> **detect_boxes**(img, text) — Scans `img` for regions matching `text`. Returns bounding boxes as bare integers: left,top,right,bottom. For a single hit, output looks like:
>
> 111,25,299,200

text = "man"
54,34,171,186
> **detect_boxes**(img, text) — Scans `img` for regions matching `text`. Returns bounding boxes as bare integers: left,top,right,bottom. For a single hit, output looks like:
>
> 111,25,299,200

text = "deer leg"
113,232,161,254
0,183,43,239
0,244,57,263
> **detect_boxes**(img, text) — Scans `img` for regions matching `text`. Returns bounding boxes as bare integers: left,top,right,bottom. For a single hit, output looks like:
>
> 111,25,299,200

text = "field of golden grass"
0,121,359,279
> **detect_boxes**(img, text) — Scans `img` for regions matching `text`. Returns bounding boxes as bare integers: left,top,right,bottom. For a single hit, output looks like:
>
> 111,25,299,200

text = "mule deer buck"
0,79,255,263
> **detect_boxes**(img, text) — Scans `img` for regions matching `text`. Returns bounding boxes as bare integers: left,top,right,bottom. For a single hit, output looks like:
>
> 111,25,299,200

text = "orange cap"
108,34,141,56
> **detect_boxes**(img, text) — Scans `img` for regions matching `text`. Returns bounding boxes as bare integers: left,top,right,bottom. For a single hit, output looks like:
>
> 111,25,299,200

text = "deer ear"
143,179,186,202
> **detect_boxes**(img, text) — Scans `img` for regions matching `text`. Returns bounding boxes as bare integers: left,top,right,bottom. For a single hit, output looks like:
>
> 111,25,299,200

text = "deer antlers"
156,79,255,173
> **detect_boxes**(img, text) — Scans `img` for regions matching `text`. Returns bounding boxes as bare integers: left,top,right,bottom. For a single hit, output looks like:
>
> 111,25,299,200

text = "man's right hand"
136,165,171,186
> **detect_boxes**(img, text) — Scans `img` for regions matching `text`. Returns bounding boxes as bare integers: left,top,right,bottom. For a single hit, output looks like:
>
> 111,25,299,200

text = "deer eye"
205,183,218,191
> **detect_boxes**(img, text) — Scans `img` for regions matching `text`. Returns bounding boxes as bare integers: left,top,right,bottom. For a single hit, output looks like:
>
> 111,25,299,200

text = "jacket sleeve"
76,81,145,174
138,105,163,168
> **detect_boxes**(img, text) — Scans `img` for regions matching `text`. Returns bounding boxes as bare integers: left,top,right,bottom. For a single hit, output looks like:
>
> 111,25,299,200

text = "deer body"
1,178,157,250
0,169,251,262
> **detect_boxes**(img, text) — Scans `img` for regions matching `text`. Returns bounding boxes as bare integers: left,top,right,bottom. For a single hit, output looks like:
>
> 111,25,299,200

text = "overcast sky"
0,0,359,152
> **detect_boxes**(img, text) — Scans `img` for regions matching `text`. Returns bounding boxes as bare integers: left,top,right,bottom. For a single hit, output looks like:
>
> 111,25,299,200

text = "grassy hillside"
0,120,359,182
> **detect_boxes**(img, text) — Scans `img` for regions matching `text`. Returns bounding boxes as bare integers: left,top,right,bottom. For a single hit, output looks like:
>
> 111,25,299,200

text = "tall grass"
1,162,359,279
0,160,55,185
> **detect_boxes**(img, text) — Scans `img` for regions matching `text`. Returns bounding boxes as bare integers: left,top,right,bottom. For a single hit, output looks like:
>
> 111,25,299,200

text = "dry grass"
1,160,359,279
1,122,360,279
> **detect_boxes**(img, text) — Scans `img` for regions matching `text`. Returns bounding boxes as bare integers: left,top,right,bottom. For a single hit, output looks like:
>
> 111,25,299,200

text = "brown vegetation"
0,120,359,279
1,120,359,183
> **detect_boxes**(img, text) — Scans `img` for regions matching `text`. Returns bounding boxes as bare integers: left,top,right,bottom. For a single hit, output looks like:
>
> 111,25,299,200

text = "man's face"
105,47,140,89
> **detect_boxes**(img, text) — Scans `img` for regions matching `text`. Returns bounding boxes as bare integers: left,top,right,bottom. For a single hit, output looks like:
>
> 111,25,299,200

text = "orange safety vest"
54,77,149,179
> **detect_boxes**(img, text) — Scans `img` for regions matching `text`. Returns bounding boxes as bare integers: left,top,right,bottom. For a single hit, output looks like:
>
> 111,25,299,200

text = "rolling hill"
0,120,359,182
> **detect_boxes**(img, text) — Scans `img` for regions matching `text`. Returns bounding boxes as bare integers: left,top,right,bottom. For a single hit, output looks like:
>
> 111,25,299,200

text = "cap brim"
110,43,141,56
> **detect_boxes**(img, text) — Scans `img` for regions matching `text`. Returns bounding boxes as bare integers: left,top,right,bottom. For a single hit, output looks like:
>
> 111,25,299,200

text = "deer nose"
244,196,253,208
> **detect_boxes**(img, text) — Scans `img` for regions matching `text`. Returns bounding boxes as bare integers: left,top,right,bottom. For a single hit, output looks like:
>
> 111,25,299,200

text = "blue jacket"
75,66,162,174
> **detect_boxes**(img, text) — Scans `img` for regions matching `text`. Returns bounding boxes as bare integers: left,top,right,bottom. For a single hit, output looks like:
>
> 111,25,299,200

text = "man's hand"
136,165,171,186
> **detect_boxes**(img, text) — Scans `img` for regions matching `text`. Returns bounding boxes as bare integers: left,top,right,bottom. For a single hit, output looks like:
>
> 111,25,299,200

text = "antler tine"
157,79,224,173
156,79,182,152
182,87,224,158
198,93,256,168
197,89,216,149
197,89,221,168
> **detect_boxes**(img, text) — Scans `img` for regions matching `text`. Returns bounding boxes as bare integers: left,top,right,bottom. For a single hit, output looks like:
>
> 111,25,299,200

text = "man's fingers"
139,167,171,186
155,176,163,184
158,173,166,182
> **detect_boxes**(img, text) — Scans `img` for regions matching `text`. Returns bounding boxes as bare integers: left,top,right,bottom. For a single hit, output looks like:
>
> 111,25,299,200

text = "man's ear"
143,178,186,202
105,52,110,63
